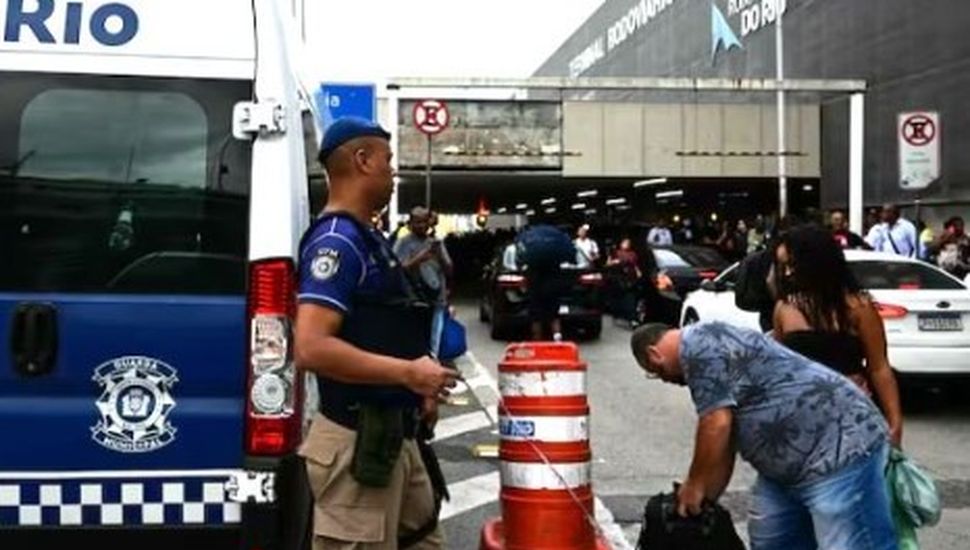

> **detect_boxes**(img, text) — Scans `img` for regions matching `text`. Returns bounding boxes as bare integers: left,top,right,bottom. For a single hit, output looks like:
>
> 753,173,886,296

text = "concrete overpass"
378,76,867,233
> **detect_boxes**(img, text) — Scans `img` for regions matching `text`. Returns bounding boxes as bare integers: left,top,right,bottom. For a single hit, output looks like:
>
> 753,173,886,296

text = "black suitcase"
636,486,746,550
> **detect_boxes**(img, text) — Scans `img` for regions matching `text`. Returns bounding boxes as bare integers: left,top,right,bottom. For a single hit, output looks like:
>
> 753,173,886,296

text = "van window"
20,90,208,186
0,72,252,294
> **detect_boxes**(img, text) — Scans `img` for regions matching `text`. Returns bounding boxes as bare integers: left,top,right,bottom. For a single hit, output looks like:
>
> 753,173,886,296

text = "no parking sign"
899,111,940,190
413,99,450,136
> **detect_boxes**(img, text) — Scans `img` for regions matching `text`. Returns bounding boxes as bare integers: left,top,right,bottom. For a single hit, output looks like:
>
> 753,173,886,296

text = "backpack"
516,225,575,270
636,486,745,550
734,249,773,314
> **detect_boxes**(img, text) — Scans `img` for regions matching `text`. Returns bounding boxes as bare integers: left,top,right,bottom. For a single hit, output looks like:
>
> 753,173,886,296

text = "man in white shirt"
502,241,519,271
865,204,921,258
647,220,674,247
573,224,600,268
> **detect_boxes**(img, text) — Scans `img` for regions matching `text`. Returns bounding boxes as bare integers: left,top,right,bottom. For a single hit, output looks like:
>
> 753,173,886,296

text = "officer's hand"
676,480,705,518
405,356,459,399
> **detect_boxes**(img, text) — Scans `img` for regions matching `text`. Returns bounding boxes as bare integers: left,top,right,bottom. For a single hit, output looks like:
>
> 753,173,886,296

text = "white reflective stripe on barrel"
500,461,591,490
498,415,588,442
499,371,586,397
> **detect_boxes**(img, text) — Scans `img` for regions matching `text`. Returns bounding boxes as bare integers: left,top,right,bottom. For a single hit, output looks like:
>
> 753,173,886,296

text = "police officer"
295,117,457,550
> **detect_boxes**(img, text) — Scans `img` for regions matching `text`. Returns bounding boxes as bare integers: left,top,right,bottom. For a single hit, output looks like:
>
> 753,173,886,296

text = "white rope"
461,377,610,543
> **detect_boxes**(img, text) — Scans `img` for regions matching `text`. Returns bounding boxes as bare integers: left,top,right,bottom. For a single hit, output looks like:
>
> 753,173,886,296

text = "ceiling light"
656,190,684,199
515,203,528,210
496,207,508,214
616,205,632,211
571,203,587,210
541,197,556,205
633,178,668,188
802,184,814,192
526,209,536,216
605,198,627,206
577,190,598,198
544,207,557,214
584,209,597,215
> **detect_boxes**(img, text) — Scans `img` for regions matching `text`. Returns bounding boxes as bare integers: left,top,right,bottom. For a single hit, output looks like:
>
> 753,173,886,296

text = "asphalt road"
436,301,970,549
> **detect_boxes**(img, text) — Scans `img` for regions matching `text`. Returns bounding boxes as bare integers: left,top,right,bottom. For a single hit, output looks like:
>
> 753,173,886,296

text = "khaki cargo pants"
299,413,444,550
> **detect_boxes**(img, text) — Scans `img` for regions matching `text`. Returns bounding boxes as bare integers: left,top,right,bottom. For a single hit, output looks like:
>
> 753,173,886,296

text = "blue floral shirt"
680,322,888,485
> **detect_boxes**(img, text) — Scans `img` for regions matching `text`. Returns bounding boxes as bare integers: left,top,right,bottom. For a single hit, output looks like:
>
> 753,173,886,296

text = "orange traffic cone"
480,342,611,550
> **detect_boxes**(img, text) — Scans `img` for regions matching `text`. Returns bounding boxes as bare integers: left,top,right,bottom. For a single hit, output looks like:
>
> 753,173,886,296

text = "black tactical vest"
300,212,432,416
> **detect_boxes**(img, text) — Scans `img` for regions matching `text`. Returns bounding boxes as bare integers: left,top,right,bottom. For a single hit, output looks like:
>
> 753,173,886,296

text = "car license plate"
558,305,570,315
918,313,963,332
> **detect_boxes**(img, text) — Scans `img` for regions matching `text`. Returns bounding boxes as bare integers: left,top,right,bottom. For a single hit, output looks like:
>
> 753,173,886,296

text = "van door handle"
10,303,58,377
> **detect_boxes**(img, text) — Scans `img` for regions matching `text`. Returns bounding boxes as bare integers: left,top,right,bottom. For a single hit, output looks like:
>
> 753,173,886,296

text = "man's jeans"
749,442,897,550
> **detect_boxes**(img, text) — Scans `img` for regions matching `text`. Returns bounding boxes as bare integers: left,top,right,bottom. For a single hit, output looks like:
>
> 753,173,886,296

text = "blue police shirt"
298,214,398,313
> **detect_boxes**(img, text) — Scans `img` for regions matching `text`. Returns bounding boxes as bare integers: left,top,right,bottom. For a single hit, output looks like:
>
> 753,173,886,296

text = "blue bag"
516,225,575,269
438,312,467,361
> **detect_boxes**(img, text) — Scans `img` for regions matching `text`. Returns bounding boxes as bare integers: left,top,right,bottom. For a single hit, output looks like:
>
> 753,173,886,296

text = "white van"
0,0,314,546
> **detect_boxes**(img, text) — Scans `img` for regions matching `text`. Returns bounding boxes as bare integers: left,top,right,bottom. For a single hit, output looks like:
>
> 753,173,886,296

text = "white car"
681,250,970,376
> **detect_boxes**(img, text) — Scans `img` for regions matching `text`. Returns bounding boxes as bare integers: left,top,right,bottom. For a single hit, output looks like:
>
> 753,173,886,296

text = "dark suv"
478,248,604,340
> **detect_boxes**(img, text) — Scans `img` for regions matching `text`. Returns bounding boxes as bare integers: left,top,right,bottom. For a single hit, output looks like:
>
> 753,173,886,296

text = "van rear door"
0,72,253,479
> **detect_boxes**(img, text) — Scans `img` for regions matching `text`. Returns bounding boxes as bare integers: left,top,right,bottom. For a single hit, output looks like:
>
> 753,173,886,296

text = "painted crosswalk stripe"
441,471,500,520
434,411,492,441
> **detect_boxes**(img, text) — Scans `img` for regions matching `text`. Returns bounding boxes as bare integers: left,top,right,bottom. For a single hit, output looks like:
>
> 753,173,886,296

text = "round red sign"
413,99,450,136
901,114,936,147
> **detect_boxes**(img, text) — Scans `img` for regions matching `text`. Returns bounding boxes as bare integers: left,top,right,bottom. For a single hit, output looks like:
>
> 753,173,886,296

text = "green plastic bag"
886,448,942,550
886,448,941,527
890,500,919,550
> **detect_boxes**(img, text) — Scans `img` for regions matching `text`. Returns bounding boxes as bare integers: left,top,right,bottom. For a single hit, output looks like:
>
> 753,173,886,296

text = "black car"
648,245,729,298
479,247,604,340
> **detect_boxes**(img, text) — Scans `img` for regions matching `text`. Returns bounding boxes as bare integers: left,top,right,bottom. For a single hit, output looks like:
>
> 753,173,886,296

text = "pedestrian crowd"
294,116,943,550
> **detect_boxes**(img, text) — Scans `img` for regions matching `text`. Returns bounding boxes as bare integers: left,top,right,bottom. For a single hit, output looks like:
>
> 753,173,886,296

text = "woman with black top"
771,225,904,448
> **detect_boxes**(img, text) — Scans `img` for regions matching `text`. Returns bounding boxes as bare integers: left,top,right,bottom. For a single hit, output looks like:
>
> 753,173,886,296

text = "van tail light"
579,272,604,286
245,259,302,456
698,270,719,280
655,272,674,291
497,273,527,288
875,303,909,319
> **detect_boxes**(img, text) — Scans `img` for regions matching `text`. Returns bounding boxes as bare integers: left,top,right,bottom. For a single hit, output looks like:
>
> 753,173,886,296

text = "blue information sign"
314,83,376,130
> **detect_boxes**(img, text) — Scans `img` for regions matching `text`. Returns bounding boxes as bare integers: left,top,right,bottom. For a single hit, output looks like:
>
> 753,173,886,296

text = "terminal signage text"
727,0,787,37
569,0,680,77
3,0,139,46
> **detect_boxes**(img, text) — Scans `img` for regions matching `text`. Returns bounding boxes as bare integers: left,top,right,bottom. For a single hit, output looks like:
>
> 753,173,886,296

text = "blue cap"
318,116,391,163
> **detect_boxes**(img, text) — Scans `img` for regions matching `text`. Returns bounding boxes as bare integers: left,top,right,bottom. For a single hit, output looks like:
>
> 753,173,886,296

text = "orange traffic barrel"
483,342,600,550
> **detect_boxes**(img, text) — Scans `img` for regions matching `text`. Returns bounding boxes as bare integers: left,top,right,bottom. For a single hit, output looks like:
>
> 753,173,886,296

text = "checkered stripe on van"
0,476,241,527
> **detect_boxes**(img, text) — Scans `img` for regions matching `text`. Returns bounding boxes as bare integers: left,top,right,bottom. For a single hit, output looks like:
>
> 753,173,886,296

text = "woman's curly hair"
774,224,864,332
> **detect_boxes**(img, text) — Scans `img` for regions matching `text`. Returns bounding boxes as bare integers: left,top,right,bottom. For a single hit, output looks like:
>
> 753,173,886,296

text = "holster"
351,405,405,488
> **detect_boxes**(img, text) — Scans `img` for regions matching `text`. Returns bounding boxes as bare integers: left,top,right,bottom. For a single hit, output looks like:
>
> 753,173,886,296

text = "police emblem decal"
91,356,178,453
311,248,340,281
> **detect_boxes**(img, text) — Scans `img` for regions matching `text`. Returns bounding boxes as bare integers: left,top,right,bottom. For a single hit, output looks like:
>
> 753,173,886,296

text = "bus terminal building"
535,0,970,222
